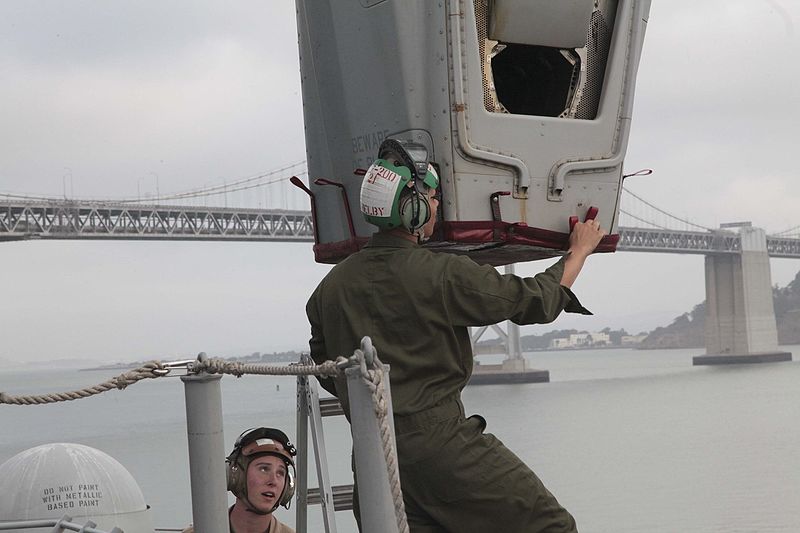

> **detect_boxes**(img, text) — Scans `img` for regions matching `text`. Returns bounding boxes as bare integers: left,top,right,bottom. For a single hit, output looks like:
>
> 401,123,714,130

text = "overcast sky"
1,1,799,365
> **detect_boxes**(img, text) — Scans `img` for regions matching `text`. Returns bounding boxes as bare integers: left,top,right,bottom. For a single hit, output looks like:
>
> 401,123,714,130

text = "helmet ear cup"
226,452,246,497
280,464,296,508
399,190,430,231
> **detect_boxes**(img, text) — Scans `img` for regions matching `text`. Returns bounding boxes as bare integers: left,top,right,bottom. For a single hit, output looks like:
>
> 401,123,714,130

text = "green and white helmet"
360,140,440,231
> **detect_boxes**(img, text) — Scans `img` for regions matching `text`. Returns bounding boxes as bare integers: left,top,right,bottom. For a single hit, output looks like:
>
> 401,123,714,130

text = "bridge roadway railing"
3,200,800,258
0,200,314,242
616,226,800,258
763,236,800,258
615,226,741,254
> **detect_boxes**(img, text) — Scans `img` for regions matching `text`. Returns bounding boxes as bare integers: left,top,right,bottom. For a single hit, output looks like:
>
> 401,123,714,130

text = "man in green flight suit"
306,139,606,532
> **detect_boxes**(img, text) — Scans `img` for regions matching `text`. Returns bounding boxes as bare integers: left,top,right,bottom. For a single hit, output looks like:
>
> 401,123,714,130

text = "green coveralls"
306,232,589,532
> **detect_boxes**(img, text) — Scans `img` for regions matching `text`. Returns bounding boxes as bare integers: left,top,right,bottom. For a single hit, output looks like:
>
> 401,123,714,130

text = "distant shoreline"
79,364,140,372
475,345,632,356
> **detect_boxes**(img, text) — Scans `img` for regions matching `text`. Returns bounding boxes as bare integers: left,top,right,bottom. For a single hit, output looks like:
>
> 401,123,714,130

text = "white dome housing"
0,443,155,532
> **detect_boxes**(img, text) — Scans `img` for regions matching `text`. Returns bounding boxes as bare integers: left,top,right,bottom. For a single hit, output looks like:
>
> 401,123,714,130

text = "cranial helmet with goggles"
360,138,440,236
226,427,297,514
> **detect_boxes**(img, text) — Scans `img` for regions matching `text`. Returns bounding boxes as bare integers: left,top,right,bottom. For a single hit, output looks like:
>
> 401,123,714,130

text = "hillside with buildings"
475,328,646,353
640,269,800,349
67,270,800,368
476,269,800,353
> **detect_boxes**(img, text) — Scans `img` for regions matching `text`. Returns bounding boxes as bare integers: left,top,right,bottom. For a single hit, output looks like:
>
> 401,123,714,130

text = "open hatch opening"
476,0,618,120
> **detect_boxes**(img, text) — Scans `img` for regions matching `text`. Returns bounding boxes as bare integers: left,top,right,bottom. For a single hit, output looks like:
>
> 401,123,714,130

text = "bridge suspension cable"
0,161,309,205
769,224,800,237
621,187,711,232
618,208,671,230
114,160,308,203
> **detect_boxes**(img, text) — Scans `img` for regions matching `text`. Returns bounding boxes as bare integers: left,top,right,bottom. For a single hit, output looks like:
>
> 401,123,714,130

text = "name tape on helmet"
242,437,290,459
361,163,405,218
425,163,440,189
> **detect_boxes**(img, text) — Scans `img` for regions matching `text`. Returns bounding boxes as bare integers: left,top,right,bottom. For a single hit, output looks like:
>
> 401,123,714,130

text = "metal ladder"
295,360,355,533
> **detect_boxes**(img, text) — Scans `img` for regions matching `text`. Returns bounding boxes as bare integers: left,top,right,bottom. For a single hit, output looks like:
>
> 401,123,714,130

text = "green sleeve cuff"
562,286,592,315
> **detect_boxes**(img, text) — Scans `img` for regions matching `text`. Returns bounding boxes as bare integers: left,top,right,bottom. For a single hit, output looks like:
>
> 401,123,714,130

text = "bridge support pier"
470,264,550,384
694,227,792,365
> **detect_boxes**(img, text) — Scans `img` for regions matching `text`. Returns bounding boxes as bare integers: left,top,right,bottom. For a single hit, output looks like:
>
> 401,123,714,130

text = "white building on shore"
548,332,611,349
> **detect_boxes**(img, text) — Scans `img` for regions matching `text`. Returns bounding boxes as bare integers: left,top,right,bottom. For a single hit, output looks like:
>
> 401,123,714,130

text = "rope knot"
113,372,134,390
142,361,167,375
227,362,245,378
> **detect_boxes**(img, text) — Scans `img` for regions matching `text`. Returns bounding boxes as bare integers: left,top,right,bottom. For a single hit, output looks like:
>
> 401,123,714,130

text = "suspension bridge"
2,166,798,365
2,178,799,257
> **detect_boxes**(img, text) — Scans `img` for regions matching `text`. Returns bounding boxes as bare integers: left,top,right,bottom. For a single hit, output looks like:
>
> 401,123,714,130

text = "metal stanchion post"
181,372,229,532
295,375,310,533
345,364,400,533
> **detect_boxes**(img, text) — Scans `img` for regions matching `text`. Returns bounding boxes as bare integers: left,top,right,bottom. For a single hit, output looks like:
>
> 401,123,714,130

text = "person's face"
245,455,287,513
421,187,439,239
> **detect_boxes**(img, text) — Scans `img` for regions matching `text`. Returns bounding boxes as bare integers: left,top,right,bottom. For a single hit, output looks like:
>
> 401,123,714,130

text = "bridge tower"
694,225,792,365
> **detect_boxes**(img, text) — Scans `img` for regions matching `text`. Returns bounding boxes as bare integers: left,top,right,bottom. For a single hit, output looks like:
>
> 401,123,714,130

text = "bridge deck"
3,200,799,257
0,201,313,242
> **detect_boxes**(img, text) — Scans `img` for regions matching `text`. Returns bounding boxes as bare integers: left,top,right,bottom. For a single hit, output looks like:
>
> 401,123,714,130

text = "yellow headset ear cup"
399,192,430,231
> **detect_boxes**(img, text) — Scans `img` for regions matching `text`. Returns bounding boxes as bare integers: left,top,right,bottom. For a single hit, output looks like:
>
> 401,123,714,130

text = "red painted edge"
442,221,619,252
313,222,619,264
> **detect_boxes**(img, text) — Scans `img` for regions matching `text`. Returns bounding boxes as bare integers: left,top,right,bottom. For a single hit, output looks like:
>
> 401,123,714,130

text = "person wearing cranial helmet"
307,137,605,532
359,138,441,244
182,427,297,533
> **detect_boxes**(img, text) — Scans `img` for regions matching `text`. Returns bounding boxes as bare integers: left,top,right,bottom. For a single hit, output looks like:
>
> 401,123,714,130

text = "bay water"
1,347,798,532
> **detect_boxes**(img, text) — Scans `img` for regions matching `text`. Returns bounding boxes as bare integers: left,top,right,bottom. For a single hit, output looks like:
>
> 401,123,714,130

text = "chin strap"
242,495,278,516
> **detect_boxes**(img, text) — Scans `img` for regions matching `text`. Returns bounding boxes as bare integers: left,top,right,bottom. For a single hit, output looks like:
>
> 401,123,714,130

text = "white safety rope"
0,356,343,405
189,354,347,378
353,339,409,533
0,361,168,405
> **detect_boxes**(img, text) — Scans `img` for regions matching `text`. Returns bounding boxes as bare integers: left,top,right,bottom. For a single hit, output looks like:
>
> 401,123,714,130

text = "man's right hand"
560,217,606,288
568,218,606,258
